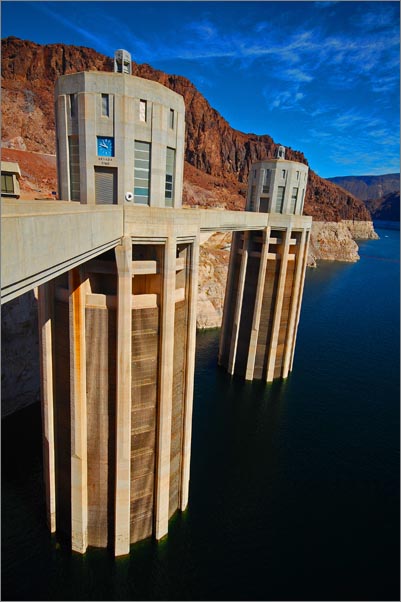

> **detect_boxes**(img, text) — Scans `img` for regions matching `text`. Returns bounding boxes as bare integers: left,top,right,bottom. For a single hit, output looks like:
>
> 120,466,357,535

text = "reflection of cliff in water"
1,289,40,417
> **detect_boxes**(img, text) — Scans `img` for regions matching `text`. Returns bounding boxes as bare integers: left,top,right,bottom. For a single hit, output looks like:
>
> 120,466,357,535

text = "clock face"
97,136,114,157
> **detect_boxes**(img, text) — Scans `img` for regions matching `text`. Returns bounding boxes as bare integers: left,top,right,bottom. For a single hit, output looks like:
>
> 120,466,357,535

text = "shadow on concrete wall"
1,289,40,418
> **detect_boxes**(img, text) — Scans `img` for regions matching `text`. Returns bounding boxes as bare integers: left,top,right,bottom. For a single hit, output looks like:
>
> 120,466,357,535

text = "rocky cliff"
2,36,372,223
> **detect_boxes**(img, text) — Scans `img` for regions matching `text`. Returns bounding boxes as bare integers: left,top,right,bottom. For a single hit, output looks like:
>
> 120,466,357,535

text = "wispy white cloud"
355,6,398,32
280,68,314,83
265,88,305,111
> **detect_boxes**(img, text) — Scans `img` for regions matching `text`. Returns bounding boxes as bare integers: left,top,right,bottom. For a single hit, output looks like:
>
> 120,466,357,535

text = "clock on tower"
97,136,114,157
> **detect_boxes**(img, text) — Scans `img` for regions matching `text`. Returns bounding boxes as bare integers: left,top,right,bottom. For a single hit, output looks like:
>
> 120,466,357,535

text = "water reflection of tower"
219,146,311,382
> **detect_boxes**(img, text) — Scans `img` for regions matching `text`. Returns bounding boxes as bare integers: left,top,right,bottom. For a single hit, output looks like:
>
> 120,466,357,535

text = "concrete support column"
218,231,240,366
282,229,307,378
69,268,89,554
245,227,271,380
38,281,56,533
227,232,249,374
266,228,291,382
155,236,176,539
289,231,310,372
180,237,200,511
114,236,133,556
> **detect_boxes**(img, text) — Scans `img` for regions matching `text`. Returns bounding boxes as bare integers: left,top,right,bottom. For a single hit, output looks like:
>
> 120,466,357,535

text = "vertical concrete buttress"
154,235,176,540
265,228,291,382
180,238,199,511
227,232,249,374
38,281,56,533
69,267,89,554
114,236,133,556
245,227,271,380
282,228,308,378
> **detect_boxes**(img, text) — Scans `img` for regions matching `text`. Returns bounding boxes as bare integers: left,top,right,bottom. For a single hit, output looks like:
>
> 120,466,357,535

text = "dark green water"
2,228,400,601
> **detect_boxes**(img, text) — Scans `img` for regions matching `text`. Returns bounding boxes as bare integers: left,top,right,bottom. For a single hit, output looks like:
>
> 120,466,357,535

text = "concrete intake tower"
219,147,310,381
1,52,311,557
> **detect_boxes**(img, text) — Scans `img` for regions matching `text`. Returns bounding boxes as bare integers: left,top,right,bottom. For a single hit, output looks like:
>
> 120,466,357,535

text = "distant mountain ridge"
327,174,400,222
327,174,400,201
366,191,400,222
1,36,372,222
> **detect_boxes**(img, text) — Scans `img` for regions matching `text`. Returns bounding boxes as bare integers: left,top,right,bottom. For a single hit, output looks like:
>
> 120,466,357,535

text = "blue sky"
2,1,400,178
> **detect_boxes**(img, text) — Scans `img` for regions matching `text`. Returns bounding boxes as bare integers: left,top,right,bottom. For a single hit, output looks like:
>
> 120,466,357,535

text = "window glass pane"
165,147,175,206
275,186,285,212
70,94,77,118
139,100,147,122
135,140,150,152
250,185,257,211
1,174,14,193
169,109,174,129
134,140,150,204
101,94,109,117
68,135,80,201
290,187,298,213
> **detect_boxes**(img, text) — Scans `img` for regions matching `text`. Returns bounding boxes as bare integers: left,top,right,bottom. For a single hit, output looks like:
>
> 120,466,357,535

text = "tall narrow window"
249,184,256,211
134,140,151,204
101,94,109,117
281,169,286,179
275,186,285,213
68,135,80,201
263,169,271,193
290,187,298,213
139,99,147,122
169,108,174,129
165,147,175,207
70,94,77,118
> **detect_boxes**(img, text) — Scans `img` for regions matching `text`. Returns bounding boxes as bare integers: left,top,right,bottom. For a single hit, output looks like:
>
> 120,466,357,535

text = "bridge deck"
1,199,311,303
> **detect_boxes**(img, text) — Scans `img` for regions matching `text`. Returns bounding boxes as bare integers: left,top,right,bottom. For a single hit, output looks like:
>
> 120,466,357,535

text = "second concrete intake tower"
219,147,310,381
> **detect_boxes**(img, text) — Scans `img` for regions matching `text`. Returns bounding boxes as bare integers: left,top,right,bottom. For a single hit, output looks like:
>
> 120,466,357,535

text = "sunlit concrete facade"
55,71,185,208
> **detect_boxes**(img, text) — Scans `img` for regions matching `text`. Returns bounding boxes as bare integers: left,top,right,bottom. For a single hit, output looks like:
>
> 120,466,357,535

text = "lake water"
2,228,399,601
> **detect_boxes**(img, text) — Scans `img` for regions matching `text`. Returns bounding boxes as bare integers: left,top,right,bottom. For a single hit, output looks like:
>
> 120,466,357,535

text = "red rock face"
1,37,371,221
